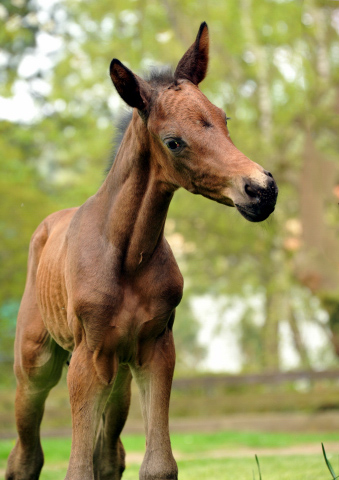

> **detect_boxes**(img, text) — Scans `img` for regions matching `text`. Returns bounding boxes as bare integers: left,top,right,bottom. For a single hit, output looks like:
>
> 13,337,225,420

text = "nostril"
264,170,273,178
245,183,258,198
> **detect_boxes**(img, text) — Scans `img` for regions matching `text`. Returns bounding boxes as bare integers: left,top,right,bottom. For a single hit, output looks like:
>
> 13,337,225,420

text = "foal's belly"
36,233,75,352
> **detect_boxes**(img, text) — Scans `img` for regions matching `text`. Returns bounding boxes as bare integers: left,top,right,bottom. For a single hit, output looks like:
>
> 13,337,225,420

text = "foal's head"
110,22,278,222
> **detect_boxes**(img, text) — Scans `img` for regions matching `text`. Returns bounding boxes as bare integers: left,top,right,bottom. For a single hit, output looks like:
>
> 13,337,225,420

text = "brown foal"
6,22,278,480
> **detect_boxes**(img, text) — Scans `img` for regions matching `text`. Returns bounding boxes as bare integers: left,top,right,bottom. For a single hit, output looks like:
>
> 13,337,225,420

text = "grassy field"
1,431,339,479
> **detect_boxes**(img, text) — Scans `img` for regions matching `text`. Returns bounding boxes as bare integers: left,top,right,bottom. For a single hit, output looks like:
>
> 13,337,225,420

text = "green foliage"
0,301,19,360
0,122,59,302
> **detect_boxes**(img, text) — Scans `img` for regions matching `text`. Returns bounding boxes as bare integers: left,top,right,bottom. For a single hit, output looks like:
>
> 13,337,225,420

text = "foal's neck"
98,111,174,274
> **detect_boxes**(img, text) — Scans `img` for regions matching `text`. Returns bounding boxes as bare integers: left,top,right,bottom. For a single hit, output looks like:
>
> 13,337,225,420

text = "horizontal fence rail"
172,370,339,390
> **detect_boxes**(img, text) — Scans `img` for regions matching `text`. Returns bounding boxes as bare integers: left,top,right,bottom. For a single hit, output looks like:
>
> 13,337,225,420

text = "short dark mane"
146,66,175,87
106,67,175,174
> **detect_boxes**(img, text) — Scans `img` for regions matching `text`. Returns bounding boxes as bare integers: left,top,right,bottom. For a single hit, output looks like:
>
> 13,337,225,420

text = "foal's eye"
164,138,185,153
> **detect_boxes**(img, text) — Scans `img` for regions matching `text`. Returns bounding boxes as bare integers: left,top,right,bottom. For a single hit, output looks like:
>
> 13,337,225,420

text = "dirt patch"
167,412,339,434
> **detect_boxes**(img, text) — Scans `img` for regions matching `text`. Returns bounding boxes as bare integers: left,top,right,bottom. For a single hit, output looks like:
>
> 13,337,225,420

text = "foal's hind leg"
93,364,132,480
6,304,69,480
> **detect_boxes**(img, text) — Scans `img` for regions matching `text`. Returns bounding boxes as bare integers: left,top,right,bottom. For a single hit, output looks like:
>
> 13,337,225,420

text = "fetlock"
5,441,44,480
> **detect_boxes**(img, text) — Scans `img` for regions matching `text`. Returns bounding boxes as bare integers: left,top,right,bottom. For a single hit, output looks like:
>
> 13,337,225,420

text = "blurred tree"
0,0,59,356
293,1,339,360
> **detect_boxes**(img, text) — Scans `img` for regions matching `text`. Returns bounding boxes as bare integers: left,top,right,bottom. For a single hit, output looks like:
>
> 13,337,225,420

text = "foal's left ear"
174,22,209,86
110,59,152,111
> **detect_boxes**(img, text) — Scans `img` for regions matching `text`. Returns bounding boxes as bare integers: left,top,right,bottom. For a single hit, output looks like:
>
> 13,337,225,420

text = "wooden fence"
172,369,339,390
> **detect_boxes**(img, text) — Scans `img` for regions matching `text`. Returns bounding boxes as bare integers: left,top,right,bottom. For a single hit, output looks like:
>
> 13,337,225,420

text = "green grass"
322,443,339,480
2,431,339,479
168,430,339,453
0,454,332,480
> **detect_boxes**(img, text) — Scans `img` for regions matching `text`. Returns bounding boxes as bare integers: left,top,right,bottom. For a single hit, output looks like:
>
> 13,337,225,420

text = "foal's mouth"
235,203,276,223
234,170,278,222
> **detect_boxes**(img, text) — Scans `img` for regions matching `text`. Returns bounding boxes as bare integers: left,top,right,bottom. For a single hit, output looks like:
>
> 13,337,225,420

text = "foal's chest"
109,262,183,362
70,242,184,357
107,253,184,331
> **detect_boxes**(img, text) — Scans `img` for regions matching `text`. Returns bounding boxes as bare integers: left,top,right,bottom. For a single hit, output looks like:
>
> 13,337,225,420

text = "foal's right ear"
110,59,152,111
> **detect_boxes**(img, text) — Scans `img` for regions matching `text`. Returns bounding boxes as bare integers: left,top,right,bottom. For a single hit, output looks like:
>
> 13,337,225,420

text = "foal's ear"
110,59,152,111
174,22,209,86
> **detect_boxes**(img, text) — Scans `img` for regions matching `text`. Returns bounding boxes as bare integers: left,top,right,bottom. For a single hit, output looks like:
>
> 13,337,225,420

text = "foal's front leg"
65,343,115,480
93,364,132,480
132,324,177,480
